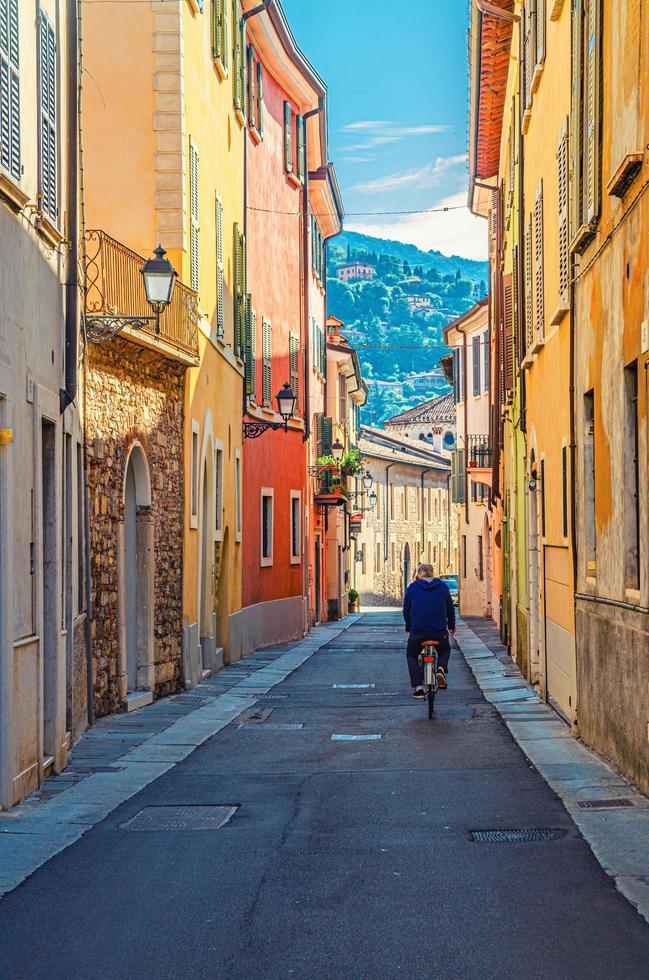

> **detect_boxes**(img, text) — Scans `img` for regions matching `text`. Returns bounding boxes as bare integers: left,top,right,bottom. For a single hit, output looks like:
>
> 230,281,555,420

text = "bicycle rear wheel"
427,686,435,718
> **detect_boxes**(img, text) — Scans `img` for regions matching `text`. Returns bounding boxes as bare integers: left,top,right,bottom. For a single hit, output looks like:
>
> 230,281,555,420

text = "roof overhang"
244,0,328,170
442,297,489,344
309,163,344,239
468,0,516,216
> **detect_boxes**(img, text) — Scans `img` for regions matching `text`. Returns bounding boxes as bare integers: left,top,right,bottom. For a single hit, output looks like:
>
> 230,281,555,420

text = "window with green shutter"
557,119,570,310
262,319,272,406
39,11,57,220
239,15,247,120
284,101,293,173
247,44,255,129
256,61,264,136
233,222,243,355
0,0,20,182
245,295,256,399
233,0,242,111
216,194,224,335
289,333,299,400
296,115,305,183
321,416,333,457
189,140,199,292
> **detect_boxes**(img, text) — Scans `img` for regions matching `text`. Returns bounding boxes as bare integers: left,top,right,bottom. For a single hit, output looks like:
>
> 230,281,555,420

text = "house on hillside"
385,393,456,453
336,262,376,282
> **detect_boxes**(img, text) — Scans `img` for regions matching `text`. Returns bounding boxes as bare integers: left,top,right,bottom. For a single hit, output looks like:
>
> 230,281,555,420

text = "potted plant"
315,455,342,497
348,588,359,612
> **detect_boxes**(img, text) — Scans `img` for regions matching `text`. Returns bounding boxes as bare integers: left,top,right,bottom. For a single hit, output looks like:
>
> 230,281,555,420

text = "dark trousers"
406,633,451,688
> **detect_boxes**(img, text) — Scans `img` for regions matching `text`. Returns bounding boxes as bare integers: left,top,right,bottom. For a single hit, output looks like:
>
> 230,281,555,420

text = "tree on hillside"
447,277,473,301
327,278,356,321
403,259,412,277
346,242,351,262
359,280,390,317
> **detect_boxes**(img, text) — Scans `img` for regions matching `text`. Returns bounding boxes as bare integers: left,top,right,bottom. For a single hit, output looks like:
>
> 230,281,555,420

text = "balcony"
84,230,199,363
467,435,492,489
312,464,348,507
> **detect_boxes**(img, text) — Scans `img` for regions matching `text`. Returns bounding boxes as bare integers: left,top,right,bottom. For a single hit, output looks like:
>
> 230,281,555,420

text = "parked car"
440,574,459,606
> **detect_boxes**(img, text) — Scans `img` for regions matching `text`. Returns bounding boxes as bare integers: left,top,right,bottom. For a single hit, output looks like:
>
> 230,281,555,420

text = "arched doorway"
403,543,412,596
123,444,153,695
198,435,216,672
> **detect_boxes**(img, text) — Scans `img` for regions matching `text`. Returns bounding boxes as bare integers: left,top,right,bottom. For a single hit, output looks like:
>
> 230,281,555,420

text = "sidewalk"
0,616,360,898
456,616,649,923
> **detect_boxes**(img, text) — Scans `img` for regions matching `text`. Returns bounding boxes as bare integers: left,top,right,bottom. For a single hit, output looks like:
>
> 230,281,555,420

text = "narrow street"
2,610,649,979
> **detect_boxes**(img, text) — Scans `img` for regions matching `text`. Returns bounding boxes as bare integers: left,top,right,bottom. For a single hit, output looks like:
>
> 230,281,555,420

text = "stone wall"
86,338,185,716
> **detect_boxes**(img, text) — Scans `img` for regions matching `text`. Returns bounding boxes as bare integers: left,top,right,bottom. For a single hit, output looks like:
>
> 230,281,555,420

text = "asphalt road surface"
2,610,649,979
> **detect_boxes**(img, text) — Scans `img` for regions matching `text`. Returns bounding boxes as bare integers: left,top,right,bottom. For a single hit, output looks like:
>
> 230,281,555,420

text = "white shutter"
39,11,57,220
557,120,570,308
585,0,601,224
262,319,272,406
525,214,534,351
216,195,224,335
536,0,546,67
0,0,20,181
189,140,199,292
534,181,545,339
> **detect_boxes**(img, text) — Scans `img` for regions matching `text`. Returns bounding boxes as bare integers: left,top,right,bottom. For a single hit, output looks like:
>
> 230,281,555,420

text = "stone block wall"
85,338,185,717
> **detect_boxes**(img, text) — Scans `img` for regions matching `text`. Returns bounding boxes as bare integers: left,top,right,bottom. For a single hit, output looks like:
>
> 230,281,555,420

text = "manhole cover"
171,695,209,705
470,829,567,843
577,798,634,809
238,722,304,731
121,805,239,831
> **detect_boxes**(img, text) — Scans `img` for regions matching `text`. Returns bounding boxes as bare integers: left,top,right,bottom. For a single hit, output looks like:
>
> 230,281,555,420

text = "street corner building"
465,0,649,788
353,425,456,607
0,0,85,805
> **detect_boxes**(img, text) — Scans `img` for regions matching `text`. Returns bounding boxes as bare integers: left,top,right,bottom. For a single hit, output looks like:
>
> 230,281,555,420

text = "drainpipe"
446,471,452,571
60,0,79,413
420,466,433,557
456,323,470,524
302,97,325,445
569,255,578,599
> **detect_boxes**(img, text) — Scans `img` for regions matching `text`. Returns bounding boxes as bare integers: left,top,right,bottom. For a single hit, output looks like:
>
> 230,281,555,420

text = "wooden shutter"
472,335,481,396
289,334,299,400
513,244,523,366
189,140,199,292
321,416,333,456
570,0,584,238
483,329,490,392
233,0,242,110
525,215,534,351
211,0,220,60
536,0,546,67
39,11,57,220
240,16,247,119
557,119,570,309
534,181,545,339
284,101,293,173
233,222,242,354
296,115,305,183
221,0,228,70
262,319,272,406
0,0,20,181
256,61,263,136
247,44,255,128
503,273,514,391
315,414,324,459
245,296,256,398
216,195,224,335
585,0,601,224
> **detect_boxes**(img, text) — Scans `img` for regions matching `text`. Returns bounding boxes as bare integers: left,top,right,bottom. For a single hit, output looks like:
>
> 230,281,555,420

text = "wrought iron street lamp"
369,489,377,509
243,382,298,438
332,438,344,462
362,471,373,491
85,244,178,344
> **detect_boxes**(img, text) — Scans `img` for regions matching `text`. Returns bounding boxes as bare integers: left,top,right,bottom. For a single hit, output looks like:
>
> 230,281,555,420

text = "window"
260,489,273,566
62,434,71,628
562,445,568,539
215,195,224,336
235,449,242,543
483,331,490,392
403,486,409,521
210,0,228,73
232,0,246,118
557,119,570,310
540,458,546,537
525,214,534,351
523,0,546,112
190,422,199,527
0,0,20,181
375,484,381,519
583,390,596,573
624,361,640,590
246,44,255,127
453,347,464,403
389,484,395,520
461,535,467,579
38,11,57,221
478,535,484,581
289,334,299,401
214,441,224,539
189,139,199,292
283,101,293,174
296,115,305,183
472,335,481,396
256,61,264,136
290,491,301,564
391,542,395,571
262,318,272,406
233,223,246,356
571,0,602,248
338,373,346,423
361,547,366,575
245,298,256,400
534,180,544,340
76,443,85,614
375,541,381,571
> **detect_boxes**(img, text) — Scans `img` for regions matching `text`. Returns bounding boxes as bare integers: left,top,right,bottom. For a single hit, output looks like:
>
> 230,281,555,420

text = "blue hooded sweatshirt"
403,578,456,638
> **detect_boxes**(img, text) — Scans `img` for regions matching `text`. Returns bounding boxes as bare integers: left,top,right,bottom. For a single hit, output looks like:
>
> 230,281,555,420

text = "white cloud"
343,120,392,130
345,192,488,262
349,154,467,194
339,155,374,164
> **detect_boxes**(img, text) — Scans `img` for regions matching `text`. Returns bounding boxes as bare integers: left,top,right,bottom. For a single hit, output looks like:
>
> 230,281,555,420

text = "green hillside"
327,230,488,427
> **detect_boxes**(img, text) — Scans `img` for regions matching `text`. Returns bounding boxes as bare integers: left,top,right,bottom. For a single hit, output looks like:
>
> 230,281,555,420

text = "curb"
0,614,361,899
455,620,649,924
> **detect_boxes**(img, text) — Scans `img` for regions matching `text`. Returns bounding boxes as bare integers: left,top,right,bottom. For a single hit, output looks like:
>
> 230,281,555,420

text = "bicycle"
419,639,439,719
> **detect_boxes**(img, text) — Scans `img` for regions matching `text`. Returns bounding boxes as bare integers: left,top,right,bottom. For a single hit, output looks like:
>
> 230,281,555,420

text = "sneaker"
412,687,425,700
436,668,448,689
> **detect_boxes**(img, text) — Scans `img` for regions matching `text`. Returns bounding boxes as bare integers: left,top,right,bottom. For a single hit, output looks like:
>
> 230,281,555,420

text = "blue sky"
281,0,486,260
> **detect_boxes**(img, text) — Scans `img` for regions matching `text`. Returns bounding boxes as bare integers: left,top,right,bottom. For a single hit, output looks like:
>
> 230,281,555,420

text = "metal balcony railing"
84,230,199,357
467,435,492,469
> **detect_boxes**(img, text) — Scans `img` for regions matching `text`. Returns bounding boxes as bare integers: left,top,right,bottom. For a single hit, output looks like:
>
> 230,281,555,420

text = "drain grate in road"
121,805,239,832
576,798,634,810
332,683,375,689
171,694,209,705
331,734,382,741
238,722,304,731
470,828,567,843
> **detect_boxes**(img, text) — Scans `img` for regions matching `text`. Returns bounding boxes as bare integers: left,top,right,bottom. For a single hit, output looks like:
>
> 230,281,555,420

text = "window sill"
0,171,29,212
520,351,534,372
625,588,641,604
260,557,273,568
214,58,228,82
550,0,566,19
35,212,65,248
607,152,644,199
531,62,544,97
530,334,545,355
570,222,597,255
286,171,302,190
235,108,246,128
290,556,301,566
190,516,198,530
214,529,223,543
235,532,242,544
249,126,262,145
522,107,532,135
187,0,203,13
550,302,569,326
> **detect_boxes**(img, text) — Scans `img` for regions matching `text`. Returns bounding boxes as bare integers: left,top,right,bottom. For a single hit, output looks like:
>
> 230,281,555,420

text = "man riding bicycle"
403,563,456,700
